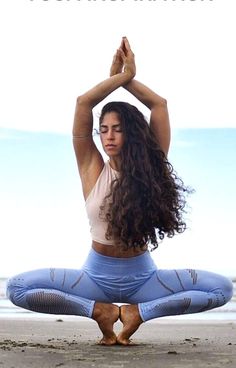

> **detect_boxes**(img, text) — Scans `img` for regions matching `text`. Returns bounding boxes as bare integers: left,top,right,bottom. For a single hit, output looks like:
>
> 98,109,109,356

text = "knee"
220,276,234,304
198,270,233,306
212,274,234,306
6,274,28,307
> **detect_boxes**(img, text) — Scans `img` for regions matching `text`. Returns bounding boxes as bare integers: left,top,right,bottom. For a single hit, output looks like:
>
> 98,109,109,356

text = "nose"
107,129,115,140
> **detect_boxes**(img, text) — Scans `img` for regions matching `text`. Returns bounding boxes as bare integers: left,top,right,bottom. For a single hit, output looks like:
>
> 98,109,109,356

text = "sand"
0,316,236,368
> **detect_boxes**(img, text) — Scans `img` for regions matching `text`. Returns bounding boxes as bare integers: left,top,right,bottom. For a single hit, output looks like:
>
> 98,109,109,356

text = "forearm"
78,73,133,108
73,72,133,137
124,79,166,109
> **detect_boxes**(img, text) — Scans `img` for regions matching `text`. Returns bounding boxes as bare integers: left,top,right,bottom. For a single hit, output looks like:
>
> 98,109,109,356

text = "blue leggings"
6,249,233,321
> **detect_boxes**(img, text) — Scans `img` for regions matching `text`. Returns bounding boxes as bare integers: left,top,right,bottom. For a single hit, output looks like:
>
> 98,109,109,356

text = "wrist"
123,76,135,89
113,71,133,85
124,70,135,82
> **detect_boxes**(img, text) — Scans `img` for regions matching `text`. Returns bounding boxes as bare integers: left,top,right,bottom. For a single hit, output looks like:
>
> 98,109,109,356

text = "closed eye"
100,127,108,134
99,125,123,133
114,127,123,132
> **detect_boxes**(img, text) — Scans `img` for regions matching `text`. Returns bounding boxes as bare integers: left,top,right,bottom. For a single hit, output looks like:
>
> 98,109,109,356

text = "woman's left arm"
110,37,170,156
124,79,170,156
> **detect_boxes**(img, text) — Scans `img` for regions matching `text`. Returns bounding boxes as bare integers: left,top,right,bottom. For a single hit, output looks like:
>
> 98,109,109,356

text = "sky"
0,0,235,134
0,0,236,278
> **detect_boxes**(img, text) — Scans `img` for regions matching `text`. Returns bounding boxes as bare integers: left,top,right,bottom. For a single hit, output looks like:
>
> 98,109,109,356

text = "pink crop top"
85,161,119,245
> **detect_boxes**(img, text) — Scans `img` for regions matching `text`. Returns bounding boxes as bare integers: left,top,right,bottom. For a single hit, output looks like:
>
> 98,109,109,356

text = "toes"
98,337,117,346
119,307,123,322
117,336,131,346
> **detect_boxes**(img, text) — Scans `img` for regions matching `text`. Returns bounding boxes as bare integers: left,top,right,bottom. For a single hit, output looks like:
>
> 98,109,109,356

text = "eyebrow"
100,123,121,128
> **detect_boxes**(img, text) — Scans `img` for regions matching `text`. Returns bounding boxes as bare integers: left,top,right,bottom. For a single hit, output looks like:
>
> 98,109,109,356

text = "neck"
109,157,121,172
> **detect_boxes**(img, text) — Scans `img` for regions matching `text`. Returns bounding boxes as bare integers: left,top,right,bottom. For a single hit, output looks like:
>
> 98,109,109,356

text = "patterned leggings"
6,249,233,321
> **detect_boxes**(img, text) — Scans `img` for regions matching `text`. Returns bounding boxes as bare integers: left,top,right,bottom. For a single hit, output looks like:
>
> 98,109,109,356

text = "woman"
7,38,233,346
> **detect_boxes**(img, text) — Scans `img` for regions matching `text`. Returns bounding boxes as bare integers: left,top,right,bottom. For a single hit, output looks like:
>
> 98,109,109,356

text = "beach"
1,278,236,367
0,316,236,368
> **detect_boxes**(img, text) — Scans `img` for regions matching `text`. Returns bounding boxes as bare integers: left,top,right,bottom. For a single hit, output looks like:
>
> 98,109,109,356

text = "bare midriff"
92,240,147,258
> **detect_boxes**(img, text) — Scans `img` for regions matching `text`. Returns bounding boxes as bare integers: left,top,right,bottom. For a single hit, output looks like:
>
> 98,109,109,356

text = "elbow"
162,98,168,106
76,95,85,105
76,95,91,107
158,97,168,107
150,97,168,110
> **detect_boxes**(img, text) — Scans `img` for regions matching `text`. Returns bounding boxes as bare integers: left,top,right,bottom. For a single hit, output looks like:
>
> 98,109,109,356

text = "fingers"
112,50,119,63
111,50,122,65
122,36,134,56
110,37,135,78
120,37,125,50
117,48,123,62
110,49,123,76
118,47,126,62
123,36,130,50
117,36,133,58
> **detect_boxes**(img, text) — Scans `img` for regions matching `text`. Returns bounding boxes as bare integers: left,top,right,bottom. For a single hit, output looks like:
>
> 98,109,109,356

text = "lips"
106,144,116,148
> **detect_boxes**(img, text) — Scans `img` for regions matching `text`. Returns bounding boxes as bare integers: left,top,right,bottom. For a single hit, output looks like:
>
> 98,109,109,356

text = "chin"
104,150,120,157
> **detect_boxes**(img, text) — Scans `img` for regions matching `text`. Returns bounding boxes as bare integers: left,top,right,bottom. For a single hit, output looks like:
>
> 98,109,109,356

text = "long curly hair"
99,101,191,251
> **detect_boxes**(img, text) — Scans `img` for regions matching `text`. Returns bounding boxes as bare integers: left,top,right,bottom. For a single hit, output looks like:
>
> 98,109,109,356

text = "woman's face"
100,112,125,157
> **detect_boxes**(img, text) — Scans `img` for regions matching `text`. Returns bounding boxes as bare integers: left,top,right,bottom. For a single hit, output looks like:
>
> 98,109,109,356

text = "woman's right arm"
73,48,135,198
73,71,135,167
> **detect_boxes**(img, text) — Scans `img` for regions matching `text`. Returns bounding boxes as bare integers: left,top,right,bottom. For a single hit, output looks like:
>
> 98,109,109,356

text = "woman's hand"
110,37,136,79
110,49,123,77
121,37,136,77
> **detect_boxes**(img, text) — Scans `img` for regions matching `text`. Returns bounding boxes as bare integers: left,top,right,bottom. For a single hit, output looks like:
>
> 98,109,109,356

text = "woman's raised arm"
73,47,136,177
72,42,136,199
110,37,170,156
124,80,170,156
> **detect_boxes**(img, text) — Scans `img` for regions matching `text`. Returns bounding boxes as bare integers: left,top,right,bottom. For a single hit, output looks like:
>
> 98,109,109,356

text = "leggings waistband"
82,248,157,276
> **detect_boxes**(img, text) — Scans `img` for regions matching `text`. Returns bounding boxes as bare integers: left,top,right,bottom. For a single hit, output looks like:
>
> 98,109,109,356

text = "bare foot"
92,303,119,345
117,304,143,345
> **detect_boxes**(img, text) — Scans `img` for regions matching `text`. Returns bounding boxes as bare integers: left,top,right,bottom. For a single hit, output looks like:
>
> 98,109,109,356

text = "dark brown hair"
99,101,191,251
